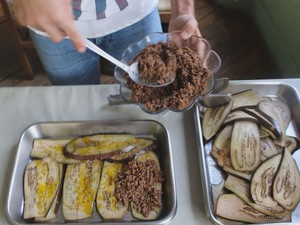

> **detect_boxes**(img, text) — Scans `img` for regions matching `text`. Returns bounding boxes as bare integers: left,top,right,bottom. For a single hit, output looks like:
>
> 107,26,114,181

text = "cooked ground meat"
126,41,211,112
137,42,178,85
114,159,163,217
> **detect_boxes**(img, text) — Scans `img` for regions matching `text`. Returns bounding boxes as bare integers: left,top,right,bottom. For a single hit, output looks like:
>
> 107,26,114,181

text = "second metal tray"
194,81,300,225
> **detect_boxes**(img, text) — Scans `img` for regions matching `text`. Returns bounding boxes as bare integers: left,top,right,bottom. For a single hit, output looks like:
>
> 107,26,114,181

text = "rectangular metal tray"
6,119,177,225
194,81,300,225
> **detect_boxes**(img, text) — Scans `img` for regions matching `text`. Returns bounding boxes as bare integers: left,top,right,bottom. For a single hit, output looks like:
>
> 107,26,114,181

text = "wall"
214,0,300,78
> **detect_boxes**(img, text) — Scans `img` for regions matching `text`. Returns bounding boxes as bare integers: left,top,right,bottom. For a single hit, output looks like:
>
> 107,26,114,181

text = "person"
12,0,201,85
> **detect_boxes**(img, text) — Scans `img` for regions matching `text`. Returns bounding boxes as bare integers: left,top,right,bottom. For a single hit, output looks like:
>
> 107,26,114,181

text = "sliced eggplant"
230,121,261,172
31,138,81,164
215,194,291,223
106,138,158,163
62,160,101,220
35,163,64,222
231,89,263,110
260,137,280,161
259,129,271,138
285,136,300,154
223,110,258,126
224,175,289,217
243,107,281,138
211,125,252,180
202,100,233,140
260,125,280,140
258,100,286,140
96,161,128,220
64,134,137,160
272,98,292,130
212,125,233,152
23,157,60,219
273,149,300,211
250,154,282,208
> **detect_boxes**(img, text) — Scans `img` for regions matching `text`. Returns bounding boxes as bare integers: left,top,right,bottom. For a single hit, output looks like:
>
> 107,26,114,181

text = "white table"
0,79,299,225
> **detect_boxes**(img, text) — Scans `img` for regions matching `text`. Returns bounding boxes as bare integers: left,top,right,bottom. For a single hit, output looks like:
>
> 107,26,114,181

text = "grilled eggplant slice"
273,149,300,211
23,157,60,219
258,100,286,140
211,125,252,180
62,160,101,220
285,136,300,154
230,121,260,172
64,134,137,160
35,163,63,222
31,138,81,164
273,98,292,131
243,108,281,138
107,138,158,163
223,110,258,126
96,161,128,220
231,89,263,110
260,137,280,161
224,175,289,218
250,154,282,208
202,100,233,140
215,194,290,223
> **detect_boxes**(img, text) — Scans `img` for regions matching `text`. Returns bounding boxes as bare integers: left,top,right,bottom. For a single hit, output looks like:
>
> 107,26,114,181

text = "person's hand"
168,14,201,39
13,0,85,52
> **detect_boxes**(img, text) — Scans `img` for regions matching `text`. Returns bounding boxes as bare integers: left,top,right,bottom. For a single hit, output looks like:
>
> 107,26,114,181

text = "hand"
168,14,201,39
13,0,85,52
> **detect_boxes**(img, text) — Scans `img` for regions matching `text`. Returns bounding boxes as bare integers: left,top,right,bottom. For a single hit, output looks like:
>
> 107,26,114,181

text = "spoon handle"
81,36,130,72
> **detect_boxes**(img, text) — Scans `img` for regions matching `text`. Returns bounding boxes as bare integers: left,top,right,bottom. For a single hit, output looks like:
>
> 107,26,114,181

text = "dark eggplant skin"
242,107,282,138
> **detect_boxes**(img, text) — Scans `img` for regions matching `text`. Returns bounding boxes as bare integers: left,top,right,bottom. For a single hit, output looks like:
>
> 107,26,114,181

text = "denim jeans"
29,8,163,85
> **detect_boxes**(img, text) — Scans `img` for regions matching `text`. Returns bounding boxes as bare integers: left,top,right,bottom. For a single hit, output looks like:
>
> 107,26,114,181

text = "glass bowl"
113,31,222,114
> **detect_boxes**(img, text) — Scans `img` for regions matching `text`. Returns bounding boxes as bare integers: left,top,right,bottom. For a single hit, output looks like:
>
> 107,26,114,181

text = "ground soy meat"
137,42,178,85
127,41,211,112
114,160,163,217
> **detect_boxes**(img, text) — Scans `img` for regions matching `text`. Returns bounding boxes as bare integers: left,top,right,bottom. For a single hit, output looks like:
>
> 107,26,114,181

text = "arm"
12,0,85,52
169,0,201,38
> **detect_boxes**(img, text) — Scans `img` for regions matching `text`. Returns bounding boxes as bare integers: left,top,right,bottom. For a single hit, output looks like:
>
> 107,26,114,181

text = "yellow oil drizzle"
97,162,123,211
75,139,136,155
64,161,100,216
35,161,58,216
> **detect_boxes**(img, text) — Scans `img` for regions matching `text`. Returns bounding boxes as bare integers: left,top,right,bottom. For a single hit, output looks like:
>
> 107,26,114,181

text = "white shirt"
74,0,159,37
30,0,159,38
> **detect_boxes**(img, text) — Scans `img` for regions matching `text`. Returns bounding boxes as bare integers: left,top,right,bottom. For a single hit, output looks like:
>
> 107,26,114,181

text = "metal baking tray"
6,120,177,225
194,81,300,225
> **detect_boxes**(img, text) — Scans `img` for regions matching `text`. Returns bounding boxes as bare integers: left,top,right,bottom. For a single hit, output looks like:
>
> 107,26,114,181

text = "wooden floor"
0,0,282,87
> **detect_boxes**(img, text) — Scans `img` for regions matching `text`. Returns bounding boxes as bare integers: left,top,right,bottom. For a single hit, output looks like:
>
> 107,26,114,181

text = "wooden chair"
158,0,171,24
0,0,35,79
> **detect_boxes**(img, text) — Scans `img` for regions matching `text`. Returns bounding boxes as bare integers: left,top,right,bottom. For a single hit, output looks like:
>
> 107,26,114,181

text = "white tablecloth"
0,79,299,225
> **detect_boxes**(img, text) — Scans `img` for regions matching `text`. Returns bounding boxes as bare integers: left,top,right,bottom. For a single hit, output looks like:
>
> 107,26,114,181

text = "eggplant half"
230,121,261,172
64,134,137,160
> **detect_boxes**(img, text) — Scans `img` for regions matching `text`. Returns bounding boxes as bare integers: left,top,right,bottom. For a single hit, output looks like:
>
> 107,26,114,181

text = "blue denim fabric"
29,8,162,85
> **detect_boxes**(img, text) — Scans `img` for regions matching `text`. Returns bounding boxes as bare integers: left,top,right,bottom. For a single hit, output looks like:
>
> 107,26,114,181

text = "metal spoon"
81,36,173,87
